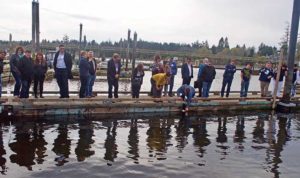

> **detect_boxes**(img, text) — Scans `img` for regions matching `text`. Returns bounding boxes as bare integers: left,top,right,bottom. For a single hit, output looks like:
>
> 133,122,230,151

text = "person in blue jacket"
197,58,209,97
177,84,195,112
168,57,177,97
181,57,193,85
79,51,91,98
221,59,236,97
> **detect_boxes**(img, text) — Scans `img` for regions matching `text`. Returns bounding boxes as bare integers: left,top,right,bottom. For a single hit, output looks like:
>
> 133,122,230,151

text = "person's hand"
267,76,272,79
115,74,119,79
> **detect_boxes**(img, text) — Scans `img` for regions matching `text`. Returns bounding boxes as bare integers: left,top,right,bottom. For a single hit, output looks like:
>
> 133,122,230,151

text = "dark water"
0,112,300,178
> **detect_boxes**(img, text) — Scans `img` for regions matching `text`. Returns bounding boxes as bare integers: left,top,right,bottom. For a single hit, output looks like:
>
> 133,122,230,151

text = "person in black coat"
17,50,34,98
0,50,6,98
181,57,193,85
79,51,91,98
107,53,121,98
132,63,145,99
53,44,73,98
33,52,48,98
10,46,24,96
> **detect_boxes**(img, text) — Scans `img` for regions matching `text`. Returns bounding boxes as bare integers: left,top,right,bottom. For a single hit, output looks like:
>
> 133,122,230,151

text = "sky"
0,0,294,48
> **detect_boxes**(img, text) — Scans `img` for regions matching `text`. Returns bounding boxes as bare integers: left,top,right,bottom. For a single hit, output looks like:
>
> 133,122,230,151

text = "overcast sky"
0,0,294,48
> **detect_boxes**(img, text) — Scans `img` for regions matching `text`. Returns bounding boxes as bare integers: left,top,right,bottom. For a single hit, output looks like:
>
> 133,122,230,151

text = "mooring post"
272,50,284,109
35,1,40,52
281,0,300,103
131,32,138,78
126,29,131,71
79,23,83,52
32,0,37,53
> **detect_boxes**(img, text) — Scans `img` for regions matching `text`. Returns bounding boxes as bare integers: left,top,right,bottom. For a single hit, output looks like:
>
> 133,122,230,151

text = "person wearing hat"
259,61,274,97
17,50,34,98
107,53,121,98
0,50,6,97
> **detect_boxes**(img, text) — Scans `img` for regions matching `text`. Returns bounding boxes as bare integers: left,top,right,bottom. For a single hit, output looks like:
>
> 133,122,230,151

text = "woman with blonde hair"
33,52,48,98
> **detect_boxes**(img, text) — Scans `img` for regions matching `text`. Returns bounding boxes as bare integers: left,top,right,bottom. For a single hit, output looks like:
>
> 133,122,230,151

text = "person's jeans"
80,75,89,98
34,75,45,97
20,79,31,98
12,71,21,96
221,78,233,97
132,84,141,98
56,69,69,98
168,75,175,96
240,80,250,97
291,83,297,96
202,81,212,98
87,74,96,96
108,79,119,98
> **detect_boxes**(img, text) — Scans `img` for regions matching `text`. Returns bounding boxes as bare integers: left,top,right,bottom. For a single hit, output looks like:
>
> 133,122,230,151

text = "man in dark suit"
107,53,121,98
181,57,193,85
53,44,73,98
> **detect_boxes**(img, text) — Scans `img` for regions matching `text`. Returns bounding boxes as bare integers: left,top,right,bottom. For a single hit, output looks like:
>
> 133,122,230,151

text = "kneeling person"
177,84,195,112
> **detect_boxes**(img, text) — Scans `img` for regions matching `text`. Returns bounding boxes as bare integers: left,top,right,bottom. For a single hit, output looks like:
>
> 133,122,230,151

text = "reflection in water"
192,118,210,158
234,116,245,151
52,123,71,166
127,119,139,163
0,113,299,177
0,124,7,174
103,121,118,163
9,122,36,170
75,121,95,162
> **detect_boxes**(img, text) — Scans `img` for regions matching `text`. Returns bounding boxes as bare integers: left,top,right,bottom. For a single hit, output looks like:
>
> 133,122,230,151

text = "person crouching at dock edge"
177,84,195,112
79,51,91,98
33,52,48,98
18,50,34,98
259,61,274,97
10,46,24,97
0,50,6,98
86,51,97,97
240,63,252,98
151,72,170,98
132,63,145,99
107,53,121,98
221,59,236,97
53,44,73,98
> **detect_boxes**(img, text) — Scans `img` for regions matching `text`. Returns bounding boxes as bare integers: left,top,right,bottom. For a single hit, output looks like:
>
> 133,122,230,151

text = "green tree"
224,37,229,48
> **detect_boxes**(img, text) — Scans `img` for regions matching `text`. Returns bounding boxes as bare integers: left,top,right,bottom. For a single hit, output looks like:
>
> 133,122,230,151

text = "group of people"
0,46,299,104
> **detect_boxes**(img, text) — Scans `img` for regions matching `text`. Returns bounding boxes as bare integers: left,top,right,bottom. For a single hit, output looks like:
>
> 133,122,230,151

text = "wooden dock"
0,92,299,117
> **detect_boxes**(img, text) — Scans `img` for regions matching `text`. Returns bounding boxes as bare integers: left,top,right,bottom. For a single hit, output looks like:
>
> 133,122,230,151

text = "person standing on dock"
10,46,24,97
163,60,171,96
181,57,193,85
86,51,97,97
240,63,252,97
53,44,73,98
0,50,6,98
150,55,164,96
168,57,177,97
291,64,299,96
33,52,48,98
131,63,145,99
259,61,274,97
17,50,34,98
272,64,287,97
151,72,170,98
197,58,209,97
201,62,216,98
177,84,195,112
79,51,91,98
221,59,236,97
107,53,121,98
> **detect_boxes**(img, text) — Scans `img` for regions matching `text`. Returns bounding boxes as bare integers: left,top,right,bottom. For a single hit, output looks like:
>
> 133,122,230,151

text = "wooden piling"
35,1,40,52
131,32,137,77
126,29,131,70
32,1,36,52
